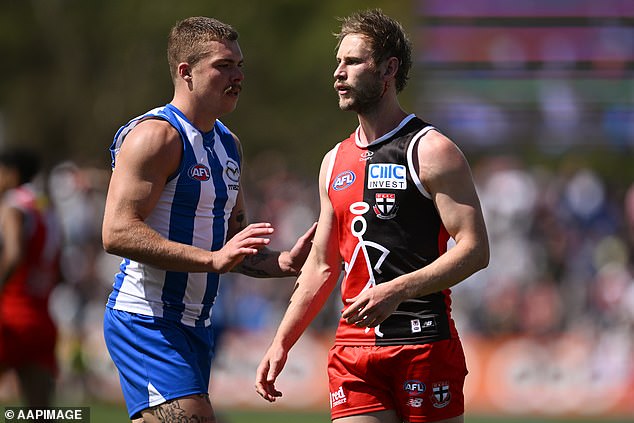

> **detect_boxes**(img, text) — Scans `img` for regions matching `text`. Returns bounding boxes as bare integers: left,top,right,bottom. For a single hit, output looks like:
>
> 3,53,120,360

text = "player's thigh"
139,394,215,423
432,415,463,423
333,409,401,423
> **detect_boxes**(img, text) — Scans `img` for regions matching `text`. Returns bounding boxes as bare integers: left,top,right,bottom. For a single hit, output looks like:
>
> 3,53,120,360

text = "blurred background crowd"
0,0,632,418
8,143,630,416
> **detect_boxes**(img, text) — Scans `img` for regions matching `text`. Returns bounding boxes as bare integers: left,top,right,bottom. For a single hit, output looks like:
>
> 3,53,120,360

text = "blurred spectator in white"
47,161,111,401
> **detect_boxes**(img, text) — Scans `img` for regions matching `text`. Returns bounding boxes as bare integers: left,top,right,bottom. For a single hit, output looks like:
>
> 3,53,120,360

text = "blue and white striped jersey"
106,104,241,327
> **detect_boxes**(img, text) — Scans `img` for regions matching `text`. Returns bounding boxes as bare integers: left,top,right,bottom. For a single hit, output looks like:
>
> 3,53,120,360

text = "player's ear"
384,57,399,78
178,63,192,81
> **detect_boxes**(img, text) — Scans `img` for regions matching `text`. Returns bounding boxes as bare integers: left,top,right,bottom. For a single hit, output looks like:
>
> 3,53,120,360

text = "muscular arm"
101,120,272,273
255,151,342,401
405,130,489,293
342,130,489,327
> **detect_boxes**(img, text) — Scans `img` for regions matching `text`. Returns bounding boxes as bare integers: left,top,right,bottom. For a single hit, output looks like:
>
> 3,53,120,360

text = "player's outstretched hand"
255,345,287,402
280,222,317,275
213,223,273,273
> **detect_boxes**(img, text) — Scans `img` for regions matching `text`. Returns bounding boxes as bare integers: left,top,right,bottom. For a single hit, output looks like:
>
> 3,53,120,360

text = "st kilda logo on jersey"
373,193,398,220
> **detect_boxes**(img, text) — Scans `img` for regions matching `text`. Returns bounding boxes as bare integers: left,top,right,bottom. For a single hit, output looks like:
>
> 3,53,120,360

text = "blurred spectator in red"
0,148,62,407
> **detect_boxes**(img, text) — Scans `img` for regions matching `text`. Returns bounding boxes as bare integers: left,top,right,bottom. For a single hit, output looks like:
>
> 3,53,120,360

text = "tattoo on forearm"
238,250,274,277
238,267,272,278
236,211,246,229
246,250,270,265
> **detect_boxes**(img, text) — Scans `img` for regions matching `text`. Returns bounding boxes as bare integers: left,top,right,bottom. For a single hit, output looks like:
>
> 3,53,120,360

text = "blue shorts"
103,308,215,418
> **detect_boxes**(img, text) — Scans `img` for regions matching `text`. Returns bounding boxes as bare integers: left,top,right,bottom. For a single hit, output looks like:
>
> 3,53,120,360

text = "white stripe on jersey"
406,126,436,199
325,142,341,196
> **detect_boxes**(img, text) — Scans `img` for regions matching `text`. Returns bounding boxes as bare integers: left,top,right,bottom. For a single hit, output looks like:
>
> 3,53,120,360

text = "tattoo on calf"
151,394,215,422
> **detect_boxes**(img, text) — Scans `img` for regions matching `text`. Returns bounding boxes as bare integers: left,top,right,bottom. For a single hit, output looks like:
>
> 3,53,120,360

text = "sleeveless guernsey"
326,114,458,346
0,184,61,331
106,104,241,327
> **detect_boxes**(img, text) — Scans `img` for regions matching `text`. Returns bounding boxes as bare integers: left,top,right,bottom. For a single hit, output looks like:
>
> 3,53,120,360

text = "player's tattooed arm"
227,206,282,277
226,182,316,278
231,223,316,278
234,209,247,232
234,249,280,278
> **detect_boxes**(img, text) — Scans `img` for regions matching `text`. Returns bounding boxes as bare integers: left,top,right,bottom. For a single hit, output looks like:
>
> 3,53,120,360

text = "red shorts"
0,318,57,374
327,339,467,422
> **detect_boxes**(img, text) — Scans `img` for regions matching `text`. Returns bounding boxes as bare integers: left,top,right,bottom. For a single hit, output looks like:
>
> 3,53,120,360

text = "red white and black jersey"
0,185,61,330
326,114,458,346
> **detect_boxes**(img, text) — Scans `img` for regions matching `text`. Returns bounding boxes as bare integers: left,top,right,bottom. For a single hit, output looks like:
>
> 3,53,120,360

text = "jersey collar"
354,114,416,148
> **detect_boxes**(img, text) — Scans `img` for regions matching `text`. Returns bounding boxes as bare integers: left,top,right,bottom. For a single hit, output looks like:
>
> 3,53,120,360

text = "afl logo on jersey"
403,380,426,395
332,170,356,191
188,163,211,181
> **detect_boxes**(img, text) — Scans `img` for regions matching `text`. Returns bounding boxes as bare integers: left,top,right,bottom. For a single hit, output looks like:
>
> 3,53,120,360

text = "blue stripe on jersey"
196,131,225,326
163,130,200,322
207,136,229,252
196,124,240,326
216,121,241,178
111,259,130,299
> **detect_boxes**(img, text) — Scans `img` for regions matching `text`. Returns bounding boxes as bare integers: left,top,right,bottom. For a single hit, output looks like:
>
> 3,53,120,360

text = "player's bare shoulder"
318,147,338,186
228,130,244,160
128,118,182,154
417,129,470,184
115,118,183,178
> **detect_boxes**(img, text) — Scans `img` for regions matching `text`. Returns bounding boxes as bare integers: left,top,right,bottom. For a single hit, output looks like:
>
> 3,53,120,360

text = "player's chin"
220,97,239,114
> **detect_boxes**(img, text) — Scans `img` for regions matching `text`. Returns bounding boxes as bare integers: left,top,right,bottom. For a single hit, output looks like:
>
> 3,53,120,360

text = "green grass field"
219,411,633,423
84,403,632,423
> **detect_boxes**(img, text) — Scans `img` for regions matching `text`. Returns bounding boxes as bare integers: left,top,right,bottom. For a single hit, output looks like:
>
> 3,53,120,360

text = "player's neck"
356,102,408,145
170,97,220,133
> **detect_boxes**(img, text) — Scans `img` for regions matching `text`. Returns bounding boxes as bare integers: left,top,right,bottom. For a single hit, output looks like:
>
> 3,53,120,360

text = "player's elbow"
456,232,489,274
101,231,117,255
473,239,490,272
102,225,125,256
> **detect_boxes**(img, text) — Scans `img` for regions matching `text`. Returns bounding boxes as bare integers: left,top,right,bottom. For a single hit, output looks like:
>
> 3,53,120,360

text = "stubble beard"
337,77,384,114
